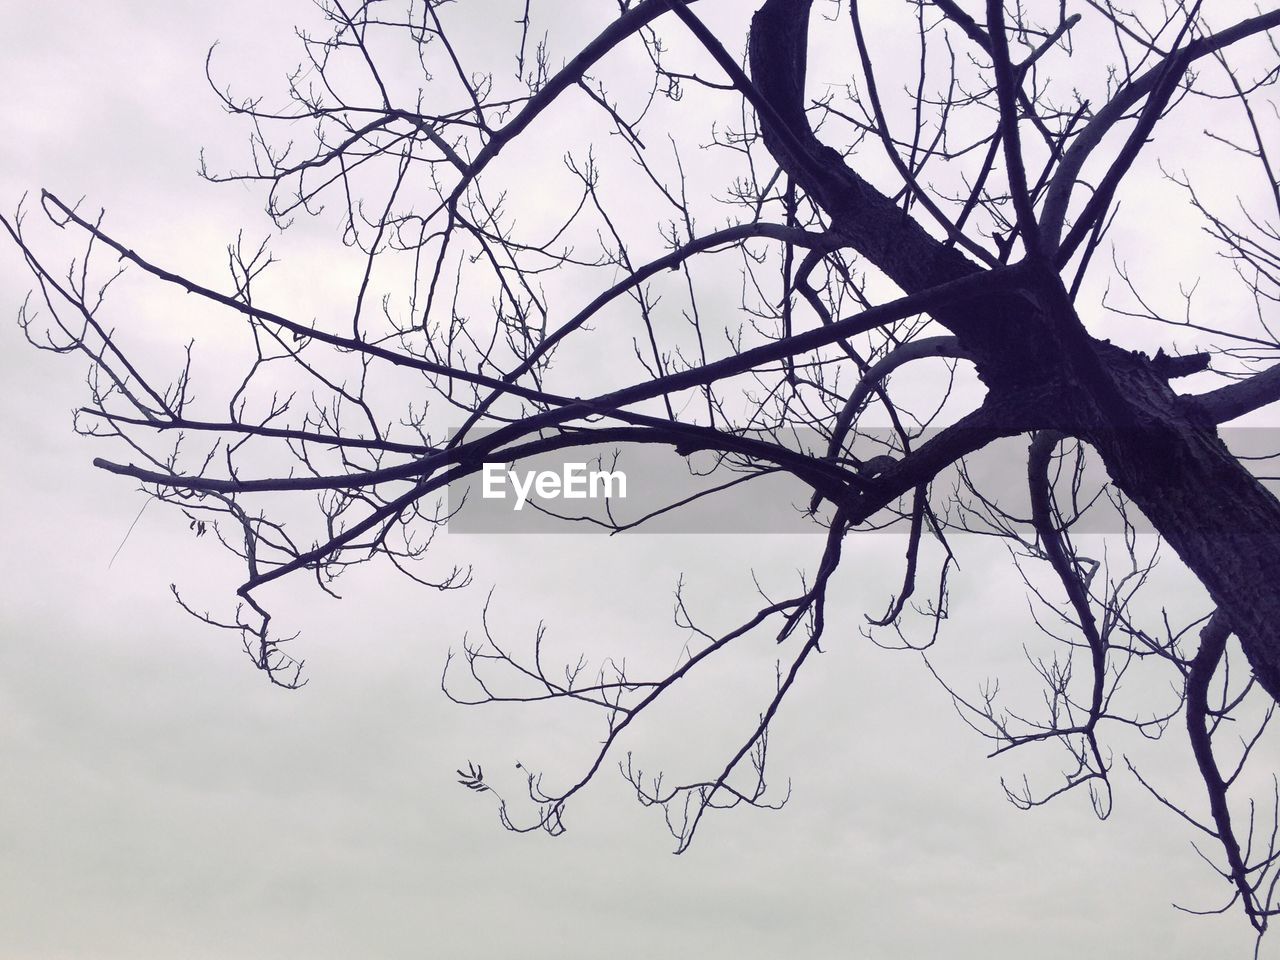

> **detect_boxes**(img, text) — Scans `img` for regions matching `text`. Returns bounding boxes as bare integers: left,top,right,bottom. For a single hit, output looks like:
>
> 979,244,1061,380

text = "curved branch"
825,335,974,461
1185,612,1267,933
1040,7,1280,251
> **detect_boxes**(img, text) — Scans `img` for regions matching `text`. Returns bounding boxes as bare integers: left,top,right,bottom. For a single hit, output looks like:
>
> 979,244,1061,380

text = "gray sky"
1,2,1275,958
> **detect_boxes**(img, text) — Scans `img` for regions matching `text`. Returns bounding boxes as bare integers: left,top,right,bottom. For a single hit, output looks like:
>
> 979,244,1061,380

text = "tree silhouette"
7,0,1280,939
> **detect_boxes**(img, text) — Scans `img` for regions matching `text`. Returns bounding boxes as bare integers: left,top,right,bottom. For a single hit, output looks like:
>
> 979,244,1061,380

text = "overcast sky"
1,2,1276,958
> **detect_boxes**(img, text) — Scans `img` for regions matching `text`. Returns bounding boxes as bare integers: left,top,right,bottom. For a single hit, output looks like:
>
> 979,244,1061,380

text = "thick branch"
1184,364,1280,424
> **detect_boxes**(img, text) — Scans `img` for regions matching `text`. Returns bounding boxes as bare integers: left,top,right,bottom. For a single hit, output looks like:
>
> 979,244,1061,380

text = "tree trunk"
747,0,1280,701
1085,356,1280,700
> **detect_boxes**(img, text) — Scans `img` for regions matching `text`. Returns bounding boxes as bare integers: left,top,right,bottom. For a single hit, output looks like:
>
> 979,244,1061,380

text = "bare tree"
7,0,1280,940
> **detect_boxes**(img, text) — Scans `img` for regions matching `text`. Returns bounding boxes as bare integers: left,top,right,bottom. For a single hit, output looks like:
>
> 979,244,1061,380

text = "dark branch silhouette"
7,0,1280,938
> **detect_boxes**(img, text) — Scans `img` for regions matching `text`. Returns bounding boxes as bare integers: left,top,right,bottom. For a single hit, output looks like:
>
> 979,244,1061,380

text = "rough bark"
1083,351,1280,700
